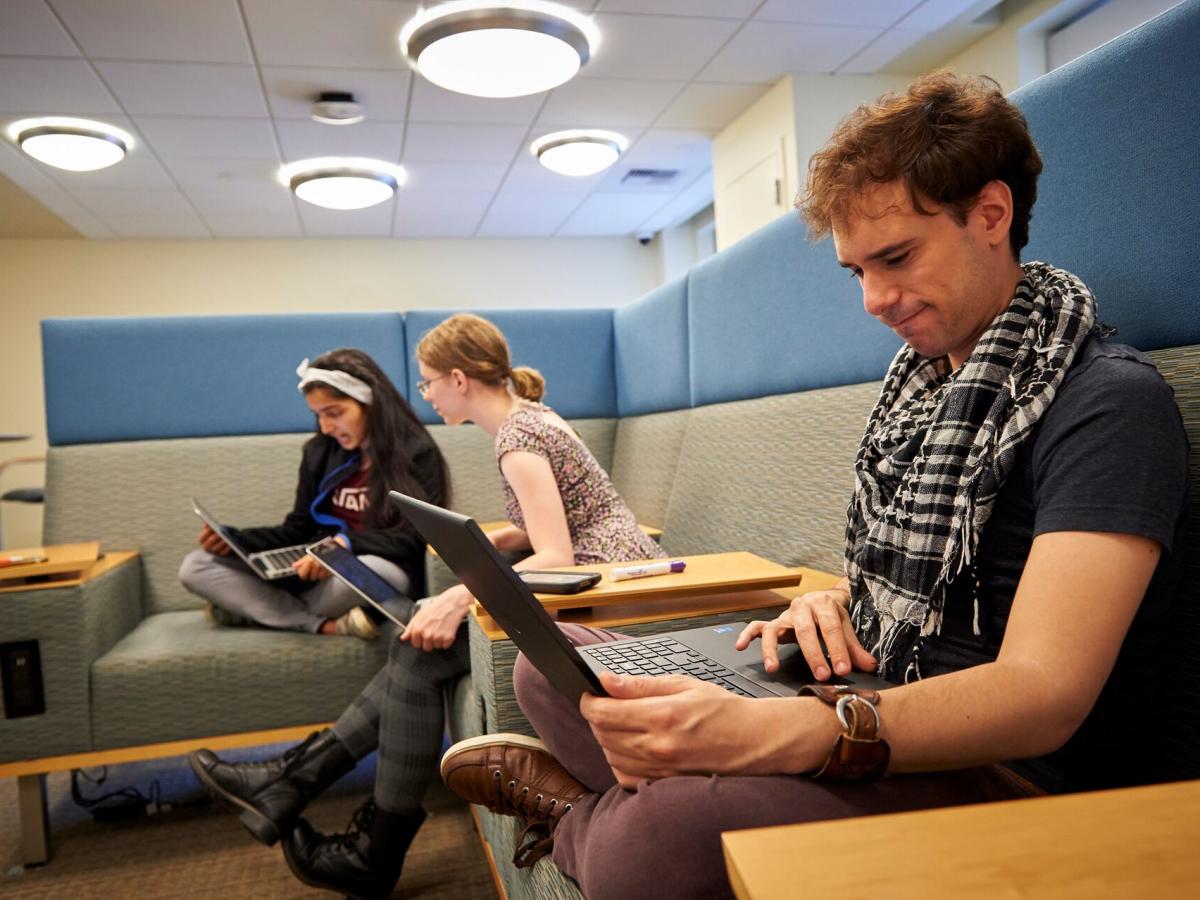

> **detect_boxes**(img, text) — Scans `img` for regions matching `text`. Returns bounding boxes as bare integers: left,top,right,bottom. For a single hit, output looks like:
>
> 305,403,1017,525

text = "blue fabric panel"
688,214,901,408
403,309,616,424
1015,0,1200,351
613,275,690,416
42,314,407,445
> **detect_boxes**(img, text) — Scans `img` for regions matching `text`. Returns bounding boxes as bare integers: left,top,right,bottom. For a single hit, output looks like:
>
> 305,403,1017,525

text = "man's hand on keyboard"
580,670,817,789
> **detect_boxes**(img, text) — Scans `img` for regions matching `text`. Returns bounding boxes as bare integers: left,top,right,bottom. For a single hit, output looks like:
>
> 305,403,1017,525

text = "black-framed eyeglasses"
416,374,448,396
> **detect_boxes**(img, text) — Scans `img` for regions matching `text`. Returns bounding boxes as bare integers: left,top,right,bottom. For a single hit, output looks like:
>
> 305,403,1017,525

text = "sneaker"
204,601,248,627
440,733,589,867
333,606,379,640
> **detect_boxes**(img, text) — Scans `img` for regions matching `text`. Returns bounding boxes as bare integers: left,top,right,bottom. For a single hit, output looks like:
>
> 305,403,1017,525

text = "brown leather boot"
440,734,590,867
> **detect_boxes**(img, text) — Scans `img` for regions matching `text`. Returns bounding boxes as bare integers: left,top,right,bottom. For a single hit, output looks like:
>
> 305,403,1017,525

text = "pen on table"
610,559,687,582
0,553,49,567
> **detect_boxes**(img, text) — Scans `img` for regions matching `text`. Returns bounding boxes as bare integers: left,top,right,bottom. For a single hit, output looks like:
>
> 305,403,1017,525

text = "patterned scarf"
846,262,1098,683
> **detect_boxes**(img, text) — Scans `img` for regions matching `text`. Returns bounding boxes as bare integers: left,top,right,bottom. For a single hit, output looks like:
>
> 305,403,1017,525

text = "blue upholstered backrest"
403,308,617,425
42,314,407,445
39,1,1200,441
1015,0,1200,351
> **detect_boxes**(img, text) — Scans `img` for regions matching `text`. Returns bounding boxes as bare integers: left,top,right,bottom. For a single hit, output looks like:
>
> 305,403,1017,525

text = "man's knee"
178,548,213,592
513,652,554,708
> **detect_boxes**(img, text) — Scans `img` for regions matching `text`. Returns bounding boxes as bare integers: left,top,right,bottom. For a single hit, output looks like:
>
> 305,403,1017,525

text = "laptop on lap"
388,491,891,705
305,537,410,633
191,498,310,581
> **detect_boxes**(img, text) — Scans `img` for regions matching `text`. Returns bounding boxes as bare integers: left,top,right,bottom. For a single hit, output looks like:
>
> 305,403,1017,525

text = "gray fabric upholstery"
90,610,390,749
660,384,880,572
610,408,691,529
0,559,141,762
44,433,309,614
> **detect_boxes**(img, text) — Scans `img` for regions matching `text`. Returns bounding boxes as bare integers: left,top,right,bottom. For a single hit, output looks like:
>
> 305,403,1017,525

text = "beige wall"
0,236,657,549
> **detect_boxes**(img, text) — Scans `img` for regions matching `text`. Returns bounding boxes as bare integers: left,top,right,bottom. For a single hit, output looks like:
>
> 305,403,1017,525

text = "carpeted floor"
0,745,499,899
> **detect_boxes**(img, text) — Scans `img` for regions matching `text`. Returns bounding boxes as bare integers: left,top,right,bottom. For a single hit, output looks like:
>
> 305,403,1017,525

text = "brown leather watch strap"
799,684,890,781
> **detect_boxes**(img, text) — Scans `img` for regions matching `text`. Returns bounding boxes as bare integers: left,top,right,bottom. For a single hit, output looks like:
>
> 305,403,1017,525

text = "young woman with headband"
188,314,663,898
179,348,450,639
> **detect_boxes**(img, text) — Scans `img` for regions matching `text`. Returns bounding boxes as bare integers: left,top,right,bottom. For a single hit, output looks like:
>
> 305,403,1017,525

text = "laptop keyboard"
582,637,755,697
260,546,307,570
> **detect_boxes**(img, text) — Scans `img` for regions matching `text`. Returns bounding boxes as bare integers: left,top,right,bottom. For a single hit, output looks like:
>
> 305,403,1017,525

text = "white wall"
0,236,657,550
1048,0,1182,71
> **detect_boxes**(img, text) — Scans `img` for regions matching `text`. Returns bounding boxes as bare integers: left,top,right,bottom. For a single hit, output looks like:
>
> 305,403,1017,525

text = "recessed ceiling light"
279,158,408,210
531,130,628,177
399,1,600,98
7,117,132,171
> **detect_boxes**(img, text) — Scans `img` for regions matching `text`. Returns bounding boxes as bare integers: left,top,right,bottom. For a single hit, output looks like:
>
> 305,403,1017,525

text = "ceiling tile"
205,214,303,238
538,79,682,128
755,0,922,28
583,14,740,81
242,0,417,69
837,28,929,74
596,1,760,18
622,128,713,169
0,58,118,114
261,66,411,120
898,0,1002,31
276,119,405,163
163,157,283,194
134,116,279,159
26,187,116,237
403,123,528,164
184,185,295,218
298,199,395,237
478,191,582,237
500,158,608,195
700,21,881,81
96,61,267,116
408,78,544,126
557,192,673,236
69,186,197,218
403,161,508,193
50,0,252,64
392,191,493,237
655,82,771,130
636,170,715,234
0,0,81,56
49,146,176,189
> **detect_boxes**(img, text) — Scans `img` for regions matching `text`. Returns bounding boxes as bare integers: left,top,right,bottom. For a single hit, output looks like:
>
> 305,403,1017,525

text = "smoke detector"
311,92,365,126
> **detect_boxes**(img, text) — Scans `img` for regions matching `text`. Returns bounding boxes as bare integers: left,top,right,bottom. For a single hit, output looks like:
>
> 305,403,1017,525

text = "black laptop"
389,491,891,704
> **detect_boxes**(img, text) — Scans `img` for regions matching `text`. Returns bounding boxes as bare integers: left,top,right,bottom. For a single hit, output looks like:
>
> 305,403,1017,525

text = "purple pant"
514,623,1035,900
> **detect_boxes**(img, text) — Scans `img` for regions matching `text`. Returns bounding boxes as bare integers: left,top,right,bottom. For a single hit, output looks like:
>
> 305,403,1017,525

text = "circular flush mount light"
399,1,600,98
531,129,628,177
7,117,132,171
279,158,407,210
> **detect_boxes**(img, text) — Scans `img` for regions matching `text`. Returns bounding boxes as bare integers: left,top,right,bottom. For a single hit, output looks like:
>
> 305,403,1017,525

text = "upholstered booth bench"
3,2,1199,895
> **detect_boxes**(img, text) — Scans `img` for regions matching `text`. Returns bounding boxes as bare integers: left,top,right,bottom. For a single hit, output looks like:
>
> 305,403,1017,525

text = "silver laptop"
190,498,310,581
389,491,892,705
305,537,409,634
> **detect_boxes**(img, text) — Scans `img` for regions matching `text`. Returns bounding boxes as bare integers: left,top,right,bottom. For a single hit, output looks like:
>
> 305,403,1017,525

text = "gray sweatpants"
515,623,1039,900
179,548,411,633
331,626,472,813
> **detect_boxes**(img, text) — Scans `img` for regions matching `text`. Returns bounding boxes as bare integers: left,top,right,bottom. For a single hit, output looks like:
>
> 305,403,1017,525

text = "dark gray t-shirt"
919,335,1190,792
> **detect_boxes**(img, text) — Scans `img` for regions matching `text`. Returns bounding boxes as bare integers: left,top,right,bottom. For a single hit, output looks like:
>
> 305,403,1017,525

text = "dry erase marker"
610,559,687,581
0,553,49,567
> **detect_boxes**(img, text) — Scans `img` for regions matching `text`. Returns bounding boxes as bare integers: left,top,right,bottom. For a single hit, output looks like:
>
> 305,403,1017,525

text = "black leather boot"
188,729,356,846
282,797,426,900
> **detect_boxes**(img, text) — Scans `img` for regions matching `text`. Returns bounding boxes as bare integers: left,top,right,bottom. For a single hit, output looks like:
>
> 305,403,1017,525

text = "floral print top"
495,404,665,566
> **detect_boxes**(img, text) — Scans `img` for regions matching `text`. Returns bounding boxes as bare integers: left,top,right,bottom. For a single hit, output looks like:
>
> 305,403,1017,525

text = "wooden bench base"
0,722,331,867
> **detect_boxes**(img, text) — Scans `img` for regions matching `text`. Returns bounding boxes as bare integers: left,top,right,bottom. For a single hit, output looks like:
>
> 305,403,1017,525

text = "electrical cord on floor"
71,766,212,821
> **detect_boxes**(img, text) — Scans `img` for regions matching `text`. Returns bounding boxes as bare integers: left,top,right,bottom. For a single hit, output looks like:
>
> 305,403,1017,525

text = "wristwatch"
799,684,890,781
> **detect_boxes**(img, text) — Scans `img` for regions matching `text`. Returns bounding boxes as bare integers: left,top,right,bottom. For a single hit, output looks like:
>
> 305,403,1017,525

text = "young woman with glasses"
189,314,663,899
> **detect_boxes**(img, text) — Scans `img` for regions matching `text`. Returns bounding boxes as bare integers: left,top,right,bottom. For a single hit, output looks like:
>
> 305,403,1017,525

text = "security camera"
636,231,654,245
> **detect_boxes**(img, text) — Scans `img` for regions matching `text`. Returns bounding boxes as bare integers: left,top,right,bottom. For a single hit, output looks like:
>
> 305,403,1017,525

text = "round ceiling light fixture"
399,1,600,98
7,117,132,171
279,158,407,210
531,129,628,177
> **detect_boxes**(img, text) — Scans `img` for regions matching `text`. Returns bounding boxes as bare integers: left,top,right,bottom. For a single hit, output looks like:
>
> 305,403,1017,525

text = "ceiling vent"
621,168,680,186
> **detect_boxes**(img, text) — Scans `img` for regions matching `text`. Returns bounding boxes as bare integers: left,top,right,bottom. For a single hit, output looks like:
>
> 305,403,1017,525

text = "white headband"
296,358,374,405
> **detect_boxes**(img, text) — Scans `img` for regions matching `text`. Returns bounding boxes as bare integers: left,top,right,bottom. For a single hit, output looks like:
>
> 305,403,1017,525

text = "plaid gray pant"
331,625,471,813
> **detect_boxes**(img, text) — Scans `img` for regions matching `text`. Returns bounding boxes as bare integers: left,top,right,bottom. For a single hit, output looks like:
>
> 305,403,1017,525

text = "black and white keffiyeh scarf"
846,262,1099,683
